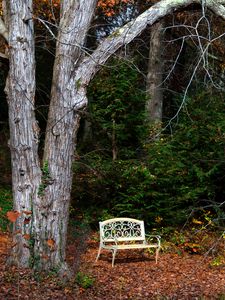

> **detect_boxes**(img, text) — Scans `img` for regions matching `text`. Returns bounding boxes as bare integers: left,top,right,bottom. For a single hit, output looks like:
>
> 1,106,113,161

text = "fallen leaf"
23,234,30,240
6,211,21,223
47,239,55,248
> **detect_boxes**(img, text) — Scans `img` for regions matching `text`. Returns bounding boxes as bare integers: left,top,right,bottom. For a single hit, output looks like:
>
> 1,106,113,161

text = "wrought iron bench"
96,217,161,267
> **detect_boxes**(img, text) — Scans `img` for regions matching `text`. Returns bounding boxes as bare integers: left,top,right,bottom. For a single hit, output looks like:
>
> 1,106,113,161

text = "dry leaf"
6,211,21,223
23,234,30,240
47,239,55,248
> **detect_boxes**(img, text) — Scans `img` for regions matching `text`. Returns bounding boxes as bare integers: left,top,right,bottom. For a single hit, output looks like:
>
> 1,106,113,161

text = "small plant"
0,188,12,231
38,160,52,196
210,255,225,267
75,272,94,289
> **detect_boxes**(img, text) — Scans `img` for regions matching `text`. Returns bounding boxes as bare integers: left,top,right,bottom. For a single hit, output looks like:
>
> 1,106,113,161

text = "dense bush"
84,57,147,158
73,90,225,228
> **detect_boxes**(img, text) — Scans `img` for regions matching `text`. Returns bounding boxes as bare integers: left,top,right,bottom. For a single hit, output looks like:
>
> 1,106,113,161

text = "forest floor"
0,229,225,300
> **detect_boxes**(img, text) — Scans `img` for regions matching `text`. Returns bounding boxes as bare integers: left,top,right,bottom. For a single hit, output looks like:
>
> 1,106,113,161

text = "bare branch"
0,51,8,59
207,1,225,19
77,0,225,84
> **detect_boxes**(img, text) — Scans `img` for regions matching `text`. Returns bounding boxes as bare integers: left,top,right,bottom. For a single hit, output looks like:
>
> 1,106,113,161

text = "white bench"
95,218,161,267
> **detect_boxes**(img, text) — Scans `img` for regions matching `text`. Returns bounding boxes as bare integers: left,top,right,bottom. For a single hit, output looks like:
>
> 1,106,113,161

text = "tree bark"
4,0,41,267
32,0,97,271
146,20,164,123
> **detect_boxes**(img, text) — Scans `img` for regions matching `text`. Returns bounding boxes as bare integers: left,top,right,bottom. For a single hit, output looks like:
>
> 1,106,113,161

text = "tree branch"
207,2,225,20
0,17,8,42
77,0,225,84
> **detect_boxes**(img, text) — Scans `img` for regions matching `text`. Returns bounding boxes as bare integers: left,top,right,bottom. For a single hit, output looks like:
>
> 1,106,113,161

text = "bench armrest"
145,234,161,247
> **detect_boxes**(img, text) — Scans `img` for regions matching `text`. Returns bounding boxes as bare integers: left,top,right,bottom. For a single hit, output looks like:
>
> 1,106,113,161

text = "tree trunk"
32,0,97,271
146,20,164,124
4,0,41,267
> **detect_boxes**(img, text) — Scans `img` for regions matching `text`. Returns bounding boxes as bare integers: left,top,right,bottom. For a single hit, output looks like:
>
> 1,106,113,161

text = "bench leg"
112,249,117,267
96,246,102,262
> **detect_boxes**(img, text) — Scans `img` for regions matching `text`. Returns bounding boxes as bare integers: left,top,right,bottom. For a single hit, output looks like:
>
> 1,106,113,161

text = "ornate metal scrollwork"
102,220,142,240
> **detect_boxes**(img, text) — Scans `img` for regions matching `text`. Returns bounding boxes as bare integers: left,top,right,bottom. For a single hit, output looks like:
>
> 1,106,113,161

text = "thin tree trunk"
112,118,117,160
146,20,164,123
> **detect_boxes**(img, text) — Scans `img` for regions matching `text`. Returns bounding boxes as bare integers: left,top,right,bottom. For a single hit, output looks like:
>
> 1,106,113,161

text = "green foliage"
38,160,51,196
210,255,225,267
0,188,12,231
86,57,147,158
74,89,225,228
75,272,94,289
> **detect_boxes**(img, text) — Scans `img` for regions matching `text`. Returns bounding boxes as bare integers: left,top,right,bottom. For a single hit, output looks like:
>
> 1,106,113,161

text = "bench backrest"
99,218,146,243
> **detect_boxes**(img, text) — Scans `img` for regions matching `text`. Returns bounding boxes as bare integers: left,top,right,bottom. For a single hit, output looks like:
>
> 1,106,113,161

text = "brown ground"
0,231,225,300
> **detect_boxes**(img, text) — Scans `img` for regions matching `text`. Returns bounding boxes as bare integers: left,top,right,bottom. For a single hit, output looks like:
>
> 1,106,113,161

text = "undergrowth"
0,187,12,231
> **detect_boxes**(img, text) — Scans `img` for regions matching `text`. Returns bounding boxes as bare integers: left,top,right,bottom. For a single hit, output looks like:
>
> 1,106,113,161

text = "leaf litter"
0,231,224,299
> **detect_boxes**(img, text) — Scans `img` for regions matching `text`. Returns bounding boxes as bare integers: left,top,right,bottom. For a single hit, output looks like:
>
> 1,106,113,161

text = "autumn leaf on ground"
6,211,21,223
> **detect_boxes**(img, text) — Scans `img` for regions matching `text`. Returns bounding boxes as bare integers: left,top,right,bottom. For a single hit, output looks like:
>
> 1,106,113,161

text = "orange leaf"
6,211,21,223
47,239,55,248
23,234,31,240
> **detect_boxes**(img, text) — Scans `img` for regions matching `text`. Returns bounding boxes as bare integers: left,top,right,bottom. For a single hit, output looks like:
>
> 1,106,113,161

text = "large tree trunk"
4,0,41,267
32,0,97,271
